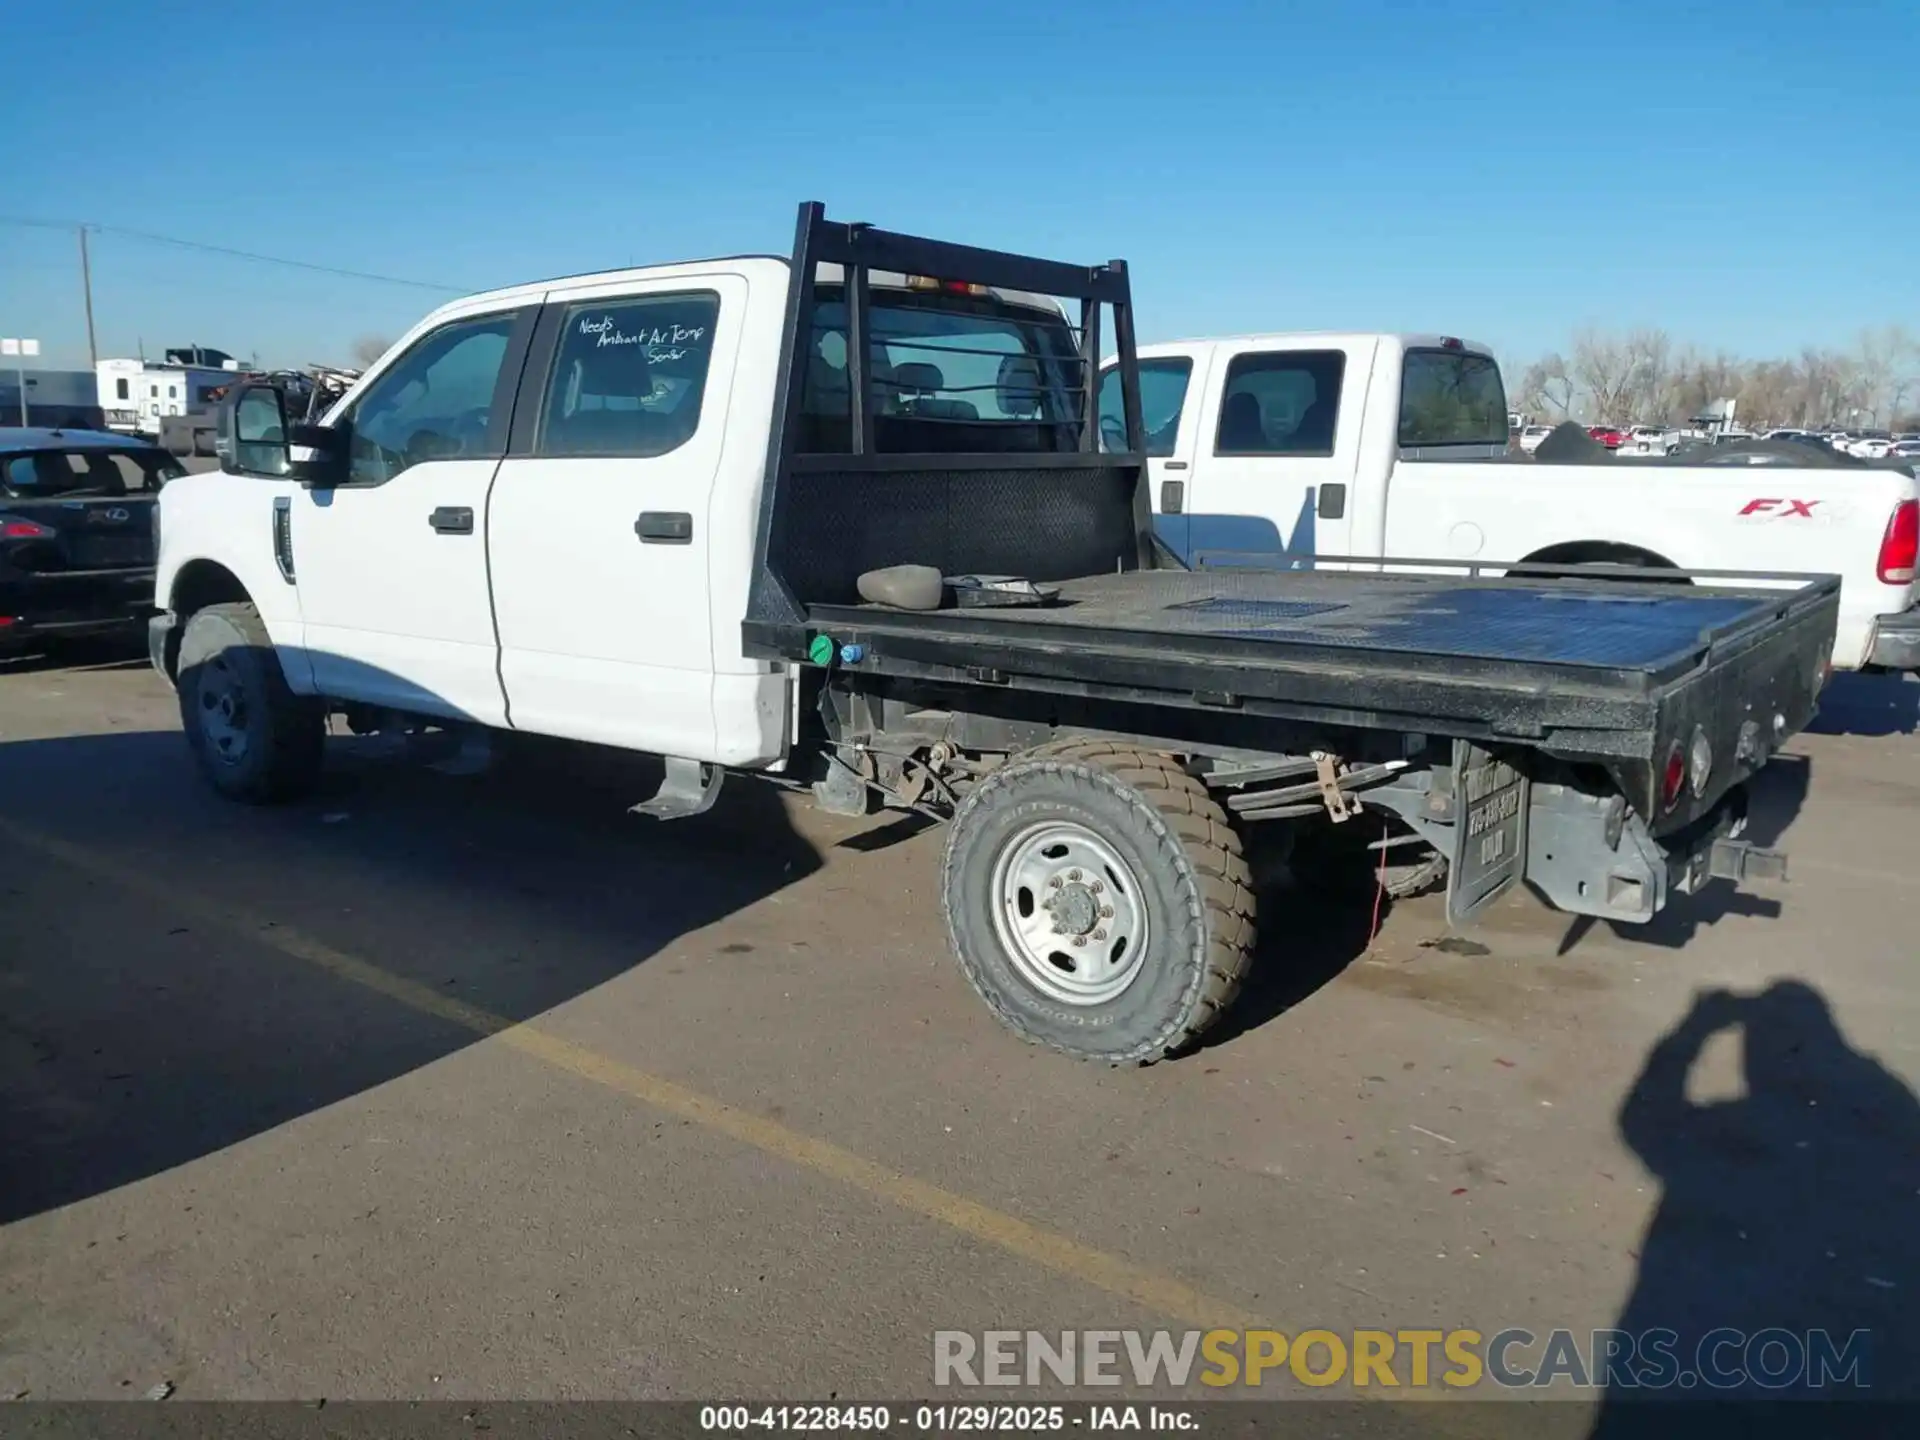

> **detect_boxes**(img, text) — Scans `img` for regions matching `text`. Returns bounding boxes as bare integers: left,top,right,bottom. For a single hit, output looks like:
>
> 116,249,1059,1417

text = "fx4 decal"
1738,498,1820,517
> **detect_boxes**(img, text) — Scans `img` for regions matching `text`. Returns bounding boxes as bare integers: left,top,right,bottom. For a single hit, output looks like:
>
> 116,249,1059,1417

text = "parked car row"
1761,428,1920,460
1515,420,1667,455
1518,421,1920,464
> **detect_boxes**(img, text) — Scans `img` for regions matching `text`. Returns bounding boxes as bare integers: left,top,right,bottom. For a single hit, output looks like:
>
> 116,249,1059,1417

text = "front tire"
942,741,1255,1064
176,602,325,803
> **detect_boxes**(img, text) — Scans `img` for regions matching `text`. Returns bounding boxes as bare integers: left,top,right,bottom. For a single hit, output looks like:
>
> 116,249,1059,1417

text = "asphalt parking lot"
3,644,1919,1426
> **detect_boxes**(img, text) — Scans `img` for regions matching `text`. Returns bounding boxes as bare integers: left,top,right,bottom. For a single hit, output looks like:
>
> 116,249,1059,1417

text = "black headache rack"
741,200,1157,645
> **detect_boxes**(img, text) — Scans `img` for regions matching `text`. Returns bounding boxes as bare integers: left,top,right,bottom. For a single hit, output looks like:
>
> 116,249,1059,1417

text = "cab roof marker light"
905,276,988,296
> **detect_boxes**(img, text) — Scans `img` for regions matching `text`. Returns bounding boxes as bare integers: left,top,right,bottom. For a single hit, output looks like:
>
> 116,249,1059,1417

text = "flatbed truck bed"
775,563,1837,835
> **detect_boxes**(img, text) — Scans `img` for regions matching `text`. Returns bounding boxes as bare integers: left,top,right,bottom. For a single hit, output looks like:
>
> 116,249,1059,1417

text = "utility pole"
78,225,98,367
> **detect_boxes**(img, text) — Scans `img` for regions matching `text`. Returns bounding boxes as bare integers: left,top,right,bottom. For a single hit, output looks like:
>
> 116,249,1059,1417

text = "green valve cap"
807,634,835,666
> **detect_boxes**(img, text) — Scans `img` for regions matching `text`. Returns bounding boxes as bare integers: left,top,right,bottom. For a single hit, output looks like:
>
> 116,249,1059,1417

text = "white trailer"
97,358,242,437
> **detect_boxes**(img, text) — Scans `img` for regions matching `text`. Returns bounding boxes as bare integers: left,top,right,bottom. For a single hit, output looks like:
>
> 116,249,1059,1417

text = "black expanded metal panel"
743,203,1154,642
1167,596,1346,624
771,464,1140,608
874,569,1771,672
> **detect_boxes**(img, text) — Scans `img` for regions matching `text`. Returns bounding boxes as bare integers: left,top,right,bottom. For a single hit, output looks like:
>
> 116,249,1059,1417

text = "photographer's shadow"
1593,981,1920,1429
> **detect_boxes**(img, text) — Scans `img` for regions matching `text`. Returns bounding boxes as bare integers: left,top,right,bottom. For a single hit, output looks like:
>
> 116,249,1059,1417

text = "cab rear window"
1398,349,1508,448
799,287,1084,453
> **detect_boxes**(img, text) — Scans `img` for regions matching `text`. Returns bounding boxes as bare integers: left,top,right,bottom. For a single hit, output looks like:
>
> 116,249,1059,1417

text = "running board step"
631,758,725,820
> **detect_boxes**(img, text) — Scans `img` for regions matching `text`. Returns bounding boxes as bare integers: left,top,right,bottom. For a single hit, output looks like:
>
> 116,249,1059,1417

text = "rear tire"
177,602,324,803
942,740,1255,1064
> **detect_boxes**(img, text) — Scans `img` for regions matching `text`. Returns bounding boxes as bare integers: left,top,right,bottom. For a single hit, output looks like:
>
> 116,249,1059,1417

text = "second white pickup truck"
1098,334,1920,674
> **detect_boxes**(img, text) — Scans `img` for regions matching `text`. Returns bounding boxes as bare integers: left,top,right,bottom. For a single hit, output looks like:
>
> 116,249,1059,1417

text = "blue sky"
2,0,1913,374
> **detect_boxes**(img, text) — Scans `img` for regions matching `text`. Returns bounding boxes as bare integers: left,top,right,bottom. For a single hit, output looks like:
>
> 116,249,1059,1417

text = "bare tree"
1513,352,1575,419
1739,360,1800,429
350,335,393,369
1798,348,1858,428
1617,328,1675,424
1852,325,1915,428
1887,334,1920,429
1570,328,1642,424
1514,326,1914,434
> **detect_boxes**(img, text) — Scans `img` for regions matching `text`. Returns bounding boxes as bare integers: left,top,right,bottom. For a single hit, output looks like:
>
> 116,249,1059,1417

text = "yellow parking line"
6,818,1509,1425
0,817,1263,1334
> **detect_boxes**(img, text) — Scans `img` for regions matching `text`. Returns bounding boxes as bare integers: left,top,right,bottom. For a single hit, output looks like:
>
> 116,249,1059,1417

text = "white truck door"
289,306,527,724
486,274,747,758
1183,342,1364,568
1098,351,1212,562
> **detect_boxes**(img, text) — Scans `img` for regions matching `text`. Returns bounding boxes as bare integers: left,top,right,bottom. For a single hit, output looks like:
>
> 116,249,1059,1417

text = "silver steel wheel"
988,820,1150,1006
197,653,252,767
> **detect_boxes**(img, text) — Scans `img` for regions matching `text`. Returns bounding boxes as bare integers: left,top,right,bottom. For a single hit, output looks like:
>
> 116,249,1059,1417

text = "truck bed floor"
820,568,1773,678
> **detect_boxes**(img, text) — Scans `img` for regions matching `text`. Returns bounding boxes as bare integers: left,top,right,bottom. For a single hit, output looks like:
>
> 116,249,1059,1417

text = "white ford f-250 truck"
148,204,1839,1064
1096,334,1919,673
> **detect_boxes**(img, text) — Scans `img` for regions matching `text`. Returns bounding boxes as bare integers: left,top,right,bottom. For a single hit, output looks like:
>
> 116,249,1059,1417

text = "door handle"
429,506,474,534
1316,483,1347,520
635,511,693,544
1159,480,1185,515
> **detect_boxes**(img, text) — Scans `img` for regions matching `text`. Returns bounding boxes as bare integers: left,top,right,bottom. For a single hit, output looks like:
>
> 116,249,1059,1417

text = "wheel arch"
1518,539,1680,569
1513,539,1689,583
170,557,254,616
159,559,256,680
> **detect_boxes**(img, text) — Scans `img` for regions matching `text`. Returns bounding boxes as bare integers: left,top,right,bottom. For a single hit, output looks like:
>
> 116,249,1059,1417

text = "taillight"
1878,499,1918,585
1661,741,1687,811
0,518,56,540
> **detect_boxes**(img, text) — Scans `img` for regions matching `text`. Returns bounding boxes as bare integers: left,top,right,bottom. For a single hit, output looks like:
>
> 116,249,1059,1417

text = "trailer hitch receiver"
1707,837,1788,886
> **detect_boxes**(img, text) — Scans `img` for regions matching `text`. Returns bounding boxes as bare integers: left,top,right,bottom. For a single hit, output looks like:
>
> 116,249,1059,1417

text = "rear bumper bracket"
1867,608,1920,671
1708,837,1788,885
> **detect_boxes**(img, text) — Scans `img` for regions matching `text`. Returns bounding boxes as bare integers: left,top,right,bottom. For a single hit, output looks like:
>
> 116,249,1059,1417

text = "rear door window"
1398,349,1508,448
1213,351,1345,457
537,292,721,458
1097,358,1194,456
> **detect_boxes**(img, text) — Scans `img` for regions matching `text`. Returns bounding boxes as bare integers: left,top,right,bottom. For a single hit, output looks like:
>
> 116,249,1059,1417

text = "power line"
0,214,467,292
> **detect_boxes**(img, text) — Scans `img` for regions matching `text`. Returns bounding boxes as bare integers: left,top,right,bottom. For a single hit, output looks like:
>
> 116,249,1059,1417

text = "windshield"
799,286,1083,453
1398,349,1508,448
1,447,181,498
